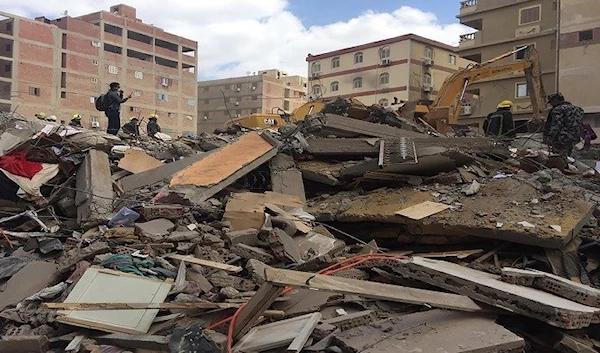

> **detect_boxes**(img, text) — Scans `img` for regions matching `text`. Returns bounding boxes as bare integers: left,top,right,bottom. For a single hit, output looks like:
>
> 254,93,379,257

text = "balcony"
459,31,482,49
459,0,478,15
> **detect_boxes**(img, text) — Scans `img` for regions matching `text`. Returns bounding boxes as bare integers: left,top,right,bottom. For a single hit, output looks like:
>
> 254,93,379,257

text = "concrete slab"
76,150,113,224
332,310,525,353
309,178,595,248
318,114,425,139
394,257,600,329
269,153,306,205
135,219,175,242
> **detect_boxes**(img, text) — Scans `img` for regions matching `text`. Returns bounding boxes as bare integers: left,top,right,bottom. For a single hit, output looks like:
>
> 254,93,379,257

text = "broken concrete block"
331,310,524,353
231,243,275,264
322,310,377,331
209,273,256,292
0,261,58,311
461,180,481,196
224,229,260,246
135,219,175,242
268,228,302,264
246,259,269,285
165,231,200,242
269,153,306,205
220,286,240,299
75,150,113,224
395,257,600,329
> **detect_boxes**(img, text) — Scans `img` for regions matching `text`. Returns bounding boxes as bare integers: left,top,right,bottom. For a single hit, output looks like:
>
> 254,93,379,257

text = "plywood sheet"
170,132,274,187
118,149,163,174
223,192,305,231
396,201,450,220
57,268,172,334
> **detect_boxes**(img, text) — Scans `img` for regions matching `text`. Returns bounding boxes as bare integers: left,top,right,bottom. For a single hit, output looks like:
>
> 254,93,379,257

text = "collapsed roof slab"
309,178,594,249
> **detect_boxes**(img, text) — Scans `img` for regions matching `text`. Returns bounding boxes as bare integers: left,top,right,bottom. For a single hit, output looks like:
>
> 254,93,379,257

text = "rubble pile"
1,109,600,353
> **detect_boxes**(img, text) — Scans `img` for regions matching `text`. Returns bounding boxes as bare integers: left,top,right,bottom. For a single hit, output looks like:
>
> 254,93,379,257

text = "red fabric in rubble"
0,151,44,179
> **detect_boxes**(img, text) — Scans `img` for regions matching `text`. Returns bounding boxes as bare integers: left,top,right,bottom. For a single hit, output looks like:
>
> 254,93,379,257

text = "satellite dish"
62,10,68,16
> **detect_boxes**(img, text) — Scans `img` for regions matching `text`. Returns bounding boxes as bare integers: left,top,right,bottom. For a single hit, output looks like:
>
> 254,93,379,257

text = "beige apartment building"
559,0,600,131
0,5,198,135
305,34,472,107
457,0,558,129
197,69,307,133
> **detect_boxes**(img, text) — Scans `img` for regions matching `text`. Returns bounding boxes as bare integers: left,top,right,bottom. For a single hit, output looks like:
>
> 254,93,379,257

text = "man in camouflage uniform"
543,92,584,157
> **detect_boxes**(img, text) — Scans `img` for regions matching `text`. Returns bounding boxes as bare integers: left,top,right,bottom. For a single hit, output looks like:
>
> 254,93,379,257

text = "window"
516,83,528,98
29,87,40,96
283,100,290,111
379,98,389,107
129,106,140,112
4,64,10,73
61,33,67,49
134,90,142,96
251,109,258,114
108,65,118,74
157,93,168,101
353,77,362,89
379,72,390,85
89,96,95,103
168,112,175,118
331,57,340,68
235,110,242,116
61,72,66,88
519,5,541,25
92,59,98,65
312,85,322,95
311,61,321,73
91,77,98,84
424,73,432,85
330,81,339,92
449,54,457,65
380,46,391,59
134,71,143,79
61,53,66,68
161,77,171,86
61,92,66,98
515,44,534,60
579,30,594,42
187,99,195,106
252,96,258,101
354,52,363,64
425,46,434,59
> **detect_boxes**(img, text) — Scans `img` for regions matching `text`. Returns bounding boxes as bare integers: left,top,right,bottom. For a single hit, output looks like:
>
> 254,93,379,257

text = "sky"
1,0,471,80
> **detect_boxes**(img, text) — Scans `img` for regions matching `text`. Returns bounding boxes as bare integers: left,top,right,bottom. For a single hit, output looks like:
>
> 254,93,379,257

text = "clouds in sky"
2,0,471,79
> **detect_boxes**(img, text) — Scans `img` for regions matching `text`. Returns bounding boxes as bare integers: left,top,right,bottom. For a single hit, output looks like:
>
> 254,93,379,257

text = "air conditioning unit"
235,102,240,106
91,121,100,128
236,88,241,92
251,86,256,91
424,58,434,66
311,72,320,78
460,104,473,116
422,84,433,92
380,59,391,66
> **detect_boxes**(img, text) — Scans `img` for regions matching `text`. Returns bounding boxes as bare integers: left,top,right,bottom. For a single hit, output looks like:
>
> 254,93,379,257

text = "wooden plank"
166,254,242,273
170,131,276,187
396,201,451,220
471,243,510,264
233,283,285,340
118,149,163,174
65,335,85,352
95,334,169,351
45,302,239,310
413,249,484,259
264,268,484,312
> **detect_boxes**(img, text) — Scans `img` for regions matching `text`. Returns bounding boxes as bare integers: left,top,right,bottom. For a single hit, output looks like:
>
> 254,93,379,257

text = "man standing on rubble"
105,82,132,135
146,114,161,137
544,92,584,157
483,101,515,139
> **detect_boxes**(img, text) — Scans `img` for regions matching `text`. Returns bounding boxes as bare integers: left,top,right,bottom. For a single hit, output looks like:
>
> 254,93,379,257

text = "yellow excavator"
397,45,547,133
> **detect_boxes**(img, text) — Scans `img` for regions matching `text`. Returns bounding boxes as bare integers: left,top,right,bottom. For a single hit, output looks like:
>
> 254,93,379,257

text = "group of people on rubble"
483,92,596,157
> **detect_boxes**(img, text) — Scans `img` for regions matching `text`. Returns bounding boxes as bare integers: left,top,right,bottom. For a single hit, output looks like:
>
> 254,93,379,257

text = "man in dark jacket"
105,82,132,135
146,114,161,137
119,117,140,139
483,100,515,139
544,92,584,157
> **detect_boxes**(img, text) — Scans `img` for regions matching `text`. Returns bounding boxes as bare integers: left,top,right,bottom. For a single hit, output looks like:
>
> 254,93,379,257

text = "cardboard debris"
223,192,304,231
395,201,451,220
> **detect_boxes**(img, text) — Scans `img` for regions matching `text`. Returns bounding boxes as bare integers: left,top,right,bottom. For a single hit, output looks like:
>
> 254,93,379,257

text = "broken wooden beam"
394,257,600,329
263,267,485,312
44,302,240,311
233,282,285,340
166,254,242,273
95,334,170,351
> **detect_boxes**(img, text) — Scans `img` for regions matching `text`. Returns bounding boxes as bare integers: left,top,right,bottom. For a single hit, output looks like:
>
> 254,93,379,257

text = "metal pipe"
555,0,561,92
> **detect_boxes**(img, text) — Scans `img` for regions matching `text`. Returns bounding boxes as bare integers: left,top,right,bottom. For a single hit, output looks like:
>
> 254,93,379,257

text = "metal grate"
378,138,418,168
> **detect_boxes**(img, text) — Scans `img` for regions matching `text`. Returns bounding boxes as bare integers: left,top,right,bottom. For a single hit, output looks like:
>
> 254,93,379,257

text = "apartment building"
305,34,472,107
457,0,558,129
559,0,600,131
0,4,198,135
197,69,307,133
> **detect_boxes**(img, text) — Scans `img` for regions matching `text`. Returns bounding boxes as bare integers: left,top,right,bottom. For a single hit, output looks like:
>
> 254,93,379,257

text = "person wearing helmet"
46,115,58,122
146,114,161,137
544,92,584,157
119,116,140,139
483,100,515,139
69,113,83,127
35,112,46,120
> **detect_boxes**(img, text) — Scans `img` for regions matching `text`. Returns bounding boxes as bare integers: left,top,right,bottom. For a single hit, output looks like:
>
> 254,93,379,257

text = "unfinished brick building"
0,4,198,135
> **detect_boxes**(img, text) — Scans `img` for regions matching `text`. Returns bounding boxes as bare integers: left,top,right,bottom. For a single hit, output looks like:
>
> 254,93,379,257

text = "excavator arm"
425,46,547,132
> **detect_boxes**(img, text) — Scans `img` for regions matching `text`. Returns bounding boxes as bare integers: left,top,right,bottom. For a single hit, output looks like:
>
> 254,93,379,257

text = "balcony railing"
459,32,482,49
460,0,477,8
460,33,476,42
